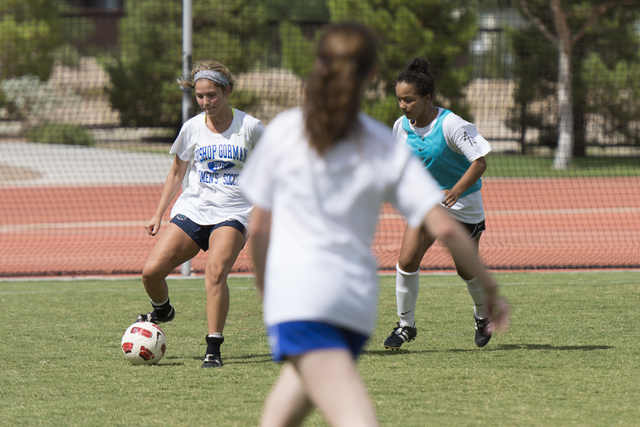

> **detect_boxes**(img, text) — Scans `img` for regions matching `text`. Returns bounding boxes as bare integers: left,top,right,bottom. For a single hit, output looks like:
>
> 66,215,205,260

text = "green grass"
487,154,640,178
1,271,639,426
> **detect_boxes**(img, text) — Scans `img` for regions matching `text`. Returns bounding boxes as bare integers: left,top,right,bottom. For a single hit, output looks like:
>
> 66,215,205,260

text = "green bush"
107,0,270,132
25,123,95,146
228,89,262,113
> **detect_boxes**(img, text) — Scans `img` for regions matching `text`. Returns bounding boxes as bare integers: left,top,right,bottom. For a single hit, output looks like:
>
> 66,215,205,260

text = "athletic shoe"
137,305,175,324
201,353,223,368
474,315,492,347
383,322,417,350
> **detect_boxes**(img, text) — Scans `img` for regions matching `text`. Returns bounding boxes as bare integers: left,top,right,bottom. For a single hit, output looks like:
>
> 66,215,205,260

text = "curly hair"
395,57,435,98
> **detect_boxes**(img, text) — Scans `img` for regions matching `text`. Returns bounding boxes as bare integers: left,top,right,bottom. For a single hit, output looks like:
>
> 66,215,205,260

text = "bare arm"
248,206,271,300
423,205,510,333
442,157,486,208
145,155,190,236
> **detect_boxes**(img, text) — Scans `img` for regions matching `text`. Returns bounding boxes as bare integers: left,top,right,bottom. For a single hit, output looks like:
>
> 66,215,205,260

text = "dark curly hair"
396,57,435,98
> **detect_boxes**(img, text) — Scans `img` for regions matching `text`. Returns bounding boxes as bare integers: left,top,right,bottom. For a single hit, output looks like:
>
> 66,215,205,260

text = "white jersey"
170,109,264,227
392,110,491,224
241,108,443,336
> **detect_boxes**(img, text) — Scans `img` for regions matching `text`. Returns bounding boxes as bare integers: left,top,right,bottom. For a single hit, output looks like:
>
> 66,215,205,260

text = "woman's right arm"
248,206,271,300
145,155,190,236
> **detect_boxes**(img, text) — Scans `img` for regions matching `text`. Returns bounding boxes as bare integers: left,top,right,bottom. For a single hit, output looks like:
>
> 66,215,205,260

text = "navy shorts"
170,214,247,252
267,321,369,362
459,219,485,240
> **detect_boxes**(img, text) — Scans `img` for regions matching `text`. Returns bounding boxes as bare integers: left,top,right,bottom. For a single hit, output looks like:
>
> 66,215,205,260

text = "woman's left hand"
441,189,461,208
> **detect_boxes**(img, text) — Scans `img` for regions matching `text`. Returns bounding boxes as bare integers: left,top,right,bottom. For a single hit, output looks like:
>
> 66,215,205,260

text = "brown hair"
304,22,377,154
177,59,235,93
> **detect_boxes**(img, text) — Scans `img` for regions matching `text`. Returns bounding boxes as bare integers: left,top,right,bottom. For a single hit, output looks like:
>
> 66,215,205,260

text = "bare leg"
260,362,313,427
452,233,481,280
452,234,487,317
142,223,200,303
292,350,378,427
204,226,245,334
397,224,436,272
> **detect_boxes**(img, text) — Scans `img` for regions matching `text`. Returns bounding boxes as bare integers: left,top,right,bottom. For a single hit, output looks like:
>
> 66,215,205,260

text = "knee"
205,265,227,289
142,259,164,285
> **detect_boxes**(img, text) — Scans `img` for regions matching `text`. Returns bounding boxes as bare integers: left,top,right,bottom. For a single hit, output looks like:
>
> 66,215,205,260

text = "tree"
515,0,640,169
332,0,479,124
106,0,271,131
0,0,62,80
276,0,478,126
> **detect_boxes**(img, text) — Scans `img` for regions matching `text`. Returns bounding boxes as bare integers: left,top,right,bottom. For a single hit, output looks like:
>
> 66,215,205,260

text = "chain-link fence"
1,0,639,276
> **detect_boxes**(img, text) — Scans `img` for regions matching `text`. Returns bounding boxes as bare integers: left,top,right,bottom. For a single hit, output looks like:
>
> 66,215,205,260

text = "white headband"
193,70,229,87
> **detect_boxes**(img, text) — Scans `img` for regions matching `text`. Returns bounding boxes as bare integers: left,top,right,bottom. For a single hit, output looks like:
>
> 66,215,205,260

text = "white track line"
3,206,639,233
0,220,145,232
379,206,639,220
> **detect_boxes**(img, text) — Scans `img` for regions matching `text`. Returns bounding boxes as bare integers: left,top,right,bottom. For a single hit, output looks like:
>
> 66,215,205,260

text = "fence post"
181,0,193,277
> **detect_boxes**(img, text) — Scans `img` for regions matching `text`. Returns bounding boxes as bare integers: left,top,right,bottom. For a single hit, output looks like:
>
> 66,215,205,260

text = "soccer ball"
121,321,167,365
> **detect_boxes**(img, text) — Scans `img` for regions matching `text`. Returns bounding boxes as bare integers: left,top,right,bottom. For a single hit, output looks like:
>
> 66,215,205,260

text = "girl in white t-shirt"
383,57,494,351
242,23,509,427
137,60,264,368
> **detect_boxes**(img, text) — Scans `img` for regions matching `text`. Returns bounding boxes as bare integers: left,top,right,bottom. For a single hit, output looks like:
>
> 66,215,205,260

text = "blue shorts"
267,321,369,362
170,214,247,252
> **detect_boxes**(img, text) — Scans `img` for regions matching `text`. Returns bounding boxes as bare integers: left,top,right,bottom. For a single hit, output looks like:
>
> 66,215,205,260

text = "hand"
485,295,510,335
441,189,461,208
145,217,162,236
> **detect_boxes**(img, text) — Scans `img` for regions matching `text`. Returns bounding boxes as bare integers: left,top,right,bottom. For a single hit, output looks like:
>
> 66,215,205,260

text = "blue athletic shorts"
267,321,369,362
459,219,485,240
170,214,247,252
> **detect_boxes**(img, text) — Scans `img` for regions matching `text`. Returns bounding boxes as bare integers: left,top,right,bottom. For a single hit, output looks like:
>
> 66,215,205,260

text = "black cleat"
474,315,492,347
383,322,417,350
137,305,175,324
201,353,223,368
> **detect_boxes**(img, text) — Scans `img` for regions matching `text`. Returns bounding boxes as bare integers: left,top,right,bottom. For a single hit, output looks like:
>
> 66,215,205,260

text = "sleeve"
169,120,196,161
442,114,491,162
247,118,266,150
387,146,443,228
240,124,277,211
391,117,406,145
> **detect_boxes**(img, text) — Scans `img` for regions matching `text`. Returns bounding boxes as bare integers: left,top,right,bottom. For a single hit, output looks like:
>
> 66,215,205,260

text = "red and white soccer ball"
121,321,167,365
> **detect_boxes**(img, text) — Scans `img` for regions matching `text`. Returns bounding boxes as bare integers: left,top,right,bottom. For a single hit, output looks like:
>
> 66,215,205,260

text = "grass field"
486,154,640,178
2,271,639,426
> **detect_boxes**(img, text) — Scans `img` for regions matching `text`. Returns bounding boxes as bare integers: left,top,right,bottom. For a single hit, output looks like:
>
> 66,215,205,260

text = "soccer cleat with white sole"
383,322,417,350
474,315,492,347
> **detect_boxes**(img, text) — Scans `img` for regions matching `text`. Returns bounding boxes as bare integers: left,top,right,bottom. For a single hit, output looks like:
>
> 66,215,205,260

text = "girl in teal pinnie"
384,57,494,351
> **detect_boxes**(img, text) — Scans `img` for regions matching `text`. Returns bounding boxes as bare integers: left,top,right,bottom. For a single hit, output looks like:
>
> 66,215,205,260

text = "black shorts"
170,214,248,252
459,219,485,240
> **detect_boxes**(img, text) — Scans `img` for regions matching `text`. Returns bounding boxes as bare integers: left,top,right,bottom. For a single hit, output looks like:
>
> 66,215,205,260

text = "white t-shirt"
170,110,264,227
241,108,443,336
392,109,491,224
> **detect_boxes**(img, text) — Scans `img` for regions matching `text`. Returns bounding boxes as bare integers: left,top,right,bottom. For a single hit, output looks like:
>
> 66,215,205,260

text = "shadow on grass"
444,344,614,352
362,343,613,356
224,353,272,365
361,349,438,356
493,343,614,351
162,353,272,365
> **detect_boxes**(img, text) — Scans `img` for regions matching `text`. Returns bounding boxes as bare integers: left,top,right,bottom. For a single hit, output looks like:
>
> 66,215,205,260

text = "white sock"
396,264,420,327
150,296,169,307
463,277,487,318
208,333,223,339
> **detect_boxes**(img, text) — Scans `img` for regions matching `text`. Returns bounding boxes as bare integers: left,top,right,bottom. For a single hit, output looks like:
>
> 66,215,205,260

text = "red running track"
1,178,639,277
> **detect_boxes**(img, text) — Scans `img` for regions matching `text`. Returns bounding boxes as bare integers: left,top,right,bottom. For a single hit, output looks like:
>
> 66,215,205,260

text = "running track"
1,177,639,277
